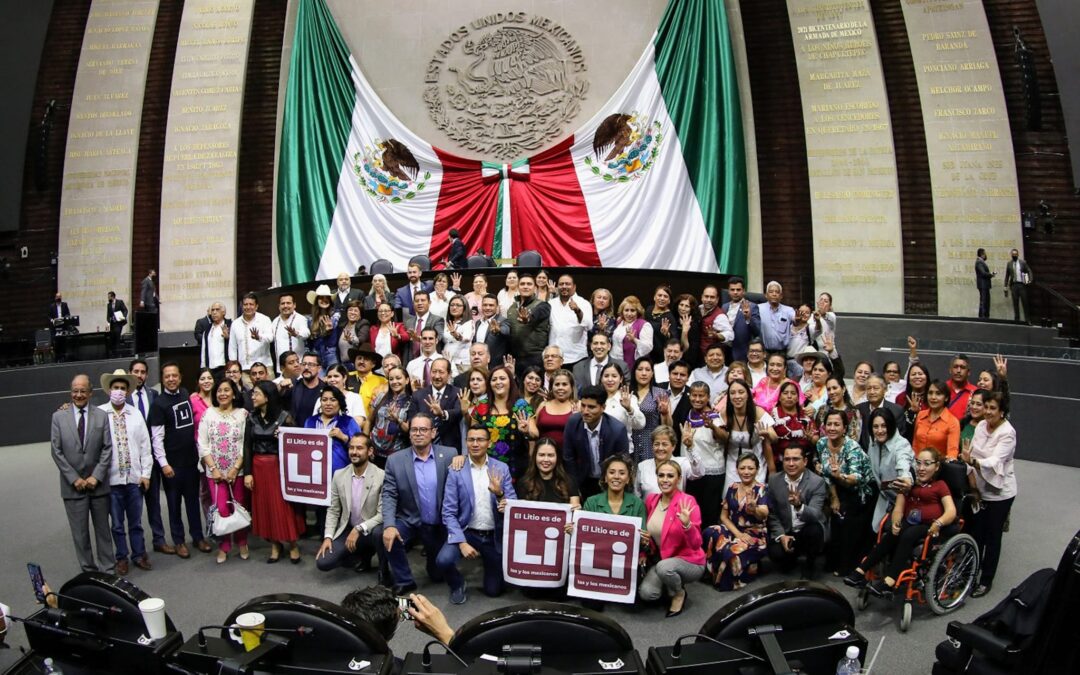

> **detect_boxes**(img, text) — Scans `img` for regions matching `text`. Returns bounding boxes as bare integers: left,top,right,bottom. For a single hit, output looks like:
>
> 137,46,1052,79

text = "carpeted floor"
1,441,1076,674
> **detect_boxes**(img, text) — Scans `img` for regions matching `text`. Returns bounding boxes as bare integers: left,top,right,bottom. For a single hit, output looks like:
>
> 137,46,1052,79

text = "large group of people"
49,270,1019,621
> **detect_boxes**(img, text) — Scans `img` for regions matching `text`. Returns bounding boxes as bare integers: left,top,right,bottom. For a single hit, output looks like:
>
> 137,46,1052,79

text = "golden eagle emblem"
584,113,663,183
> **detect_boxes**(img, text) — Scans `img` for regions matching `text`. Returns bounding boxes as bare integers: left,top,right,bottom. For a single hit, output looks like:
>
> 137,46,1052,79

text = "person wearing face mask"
845,448,956,597
98,370,153,575
1002,248,1033,324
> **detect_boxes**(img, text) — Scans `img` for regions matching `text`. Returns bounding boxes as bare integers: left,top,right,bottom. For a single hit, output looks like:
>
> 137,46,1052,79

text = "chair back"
369,259,394,275
448,601,633,659
698,581,853,641
516,250,542,268
466,255,489,269
938,460,969,505
408,254,432,272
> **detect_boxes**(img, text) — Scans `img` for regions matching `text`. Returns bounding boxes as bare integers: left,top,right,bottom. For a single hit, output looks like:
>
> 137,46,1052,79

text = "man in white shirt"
436,425,516,604
653,338,685,385
746,339,768,386
228,292,275,384
98,370,153,575
547,274,592,367
270,293,310,366
572,333,628,390
541,346,564,389
689,344,729,404
334,272,365,312
198,303,231,379
406,328,445,389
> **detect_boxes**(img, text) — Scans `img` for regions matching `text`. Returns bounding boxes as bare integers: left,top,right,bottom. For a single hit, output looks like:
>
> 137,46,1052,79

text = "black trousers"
316,528,379,572
687,474,725,528
163,466,204,544
825,497,873,575
977,286,990,319
969,497,1014,587
1010,283,1030,323
768,520,825,571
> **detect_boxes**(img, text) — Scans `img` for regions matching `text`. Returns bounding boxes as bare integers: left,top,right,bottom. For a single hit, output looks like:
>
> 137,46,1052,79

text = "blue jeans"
377,521,446,587
435,528,503,596
110,483,146,561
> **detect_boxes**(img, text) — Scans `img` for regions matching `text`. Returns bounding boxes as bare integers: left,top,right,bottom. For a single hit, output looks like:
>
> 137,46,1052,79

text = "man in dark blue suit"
127,358,170,554
562,385,629,499
393,262,434,315
447,228,468,269
721,276,760,363
436,425,516,604
408,358,462,452
378,412,454,594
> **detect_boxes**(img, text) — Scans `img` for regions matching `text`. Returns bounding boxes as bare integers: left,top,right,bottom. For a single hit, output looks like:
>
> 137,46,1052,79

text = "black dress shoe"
843,571,867,588
971,584,991,598
392,583,418,596
867,580,894,599
665,594,688,618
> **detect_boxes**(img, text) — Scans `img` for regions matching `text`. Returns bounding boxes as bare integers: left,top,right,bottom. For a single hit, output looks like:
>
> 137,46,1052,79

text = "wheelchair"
855,461,980,631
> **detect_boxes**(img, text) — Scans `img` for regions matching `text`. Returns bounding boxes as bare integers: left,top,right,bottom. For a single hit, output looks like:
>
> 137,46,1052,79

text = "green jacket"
582,491,647,530
507,296,551,357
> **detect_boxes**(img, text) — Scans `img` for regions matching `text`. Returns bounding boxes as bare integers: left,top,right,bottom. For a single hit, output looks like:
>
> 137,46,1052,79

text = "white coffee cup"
138,597,167,640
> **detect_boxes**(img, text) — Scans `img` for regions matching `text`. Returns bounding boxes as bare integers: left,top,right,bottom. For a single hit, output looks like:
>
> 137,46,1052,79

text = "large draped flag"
276,0,747,285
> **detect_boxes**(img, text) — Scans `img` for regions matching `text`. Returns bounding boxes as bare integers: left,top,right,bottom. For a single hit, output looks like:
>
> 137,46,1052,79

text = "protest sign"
279,427,332,506
502,500,572,587
567,510,641,603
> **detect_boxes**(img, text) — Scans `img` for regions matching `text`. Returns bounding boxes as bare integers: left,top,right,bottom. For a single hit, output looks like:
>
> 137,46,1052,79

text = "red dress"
535,406,572,450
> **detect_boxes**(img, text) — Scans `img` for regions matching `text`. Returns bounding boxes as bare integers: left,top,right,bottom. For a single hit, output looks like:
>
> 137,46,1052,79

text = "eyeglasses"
410,427,432,434
914,460,938,467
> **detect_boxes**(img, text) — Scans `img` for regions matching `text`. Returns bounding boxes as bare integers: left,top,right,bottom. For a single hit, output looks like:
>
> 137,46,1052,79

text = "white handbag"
208,490,251,536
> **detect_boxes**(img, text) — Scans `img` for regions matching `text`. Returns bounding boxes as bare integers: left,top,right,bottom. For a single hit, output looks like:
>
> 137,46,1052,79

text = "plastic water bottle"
42,658,64,674
836,645,861,674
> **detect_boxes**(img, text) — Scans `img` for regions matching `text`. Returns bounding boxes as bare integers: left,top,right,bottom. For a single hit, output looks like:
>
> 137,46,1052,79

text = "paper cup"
138,597,167,640
229,611,265,652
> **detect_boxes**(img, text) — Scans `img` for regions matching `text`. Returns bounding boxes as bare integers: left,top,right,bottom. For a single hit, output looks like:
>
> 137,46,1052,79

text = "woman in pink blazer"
368,302,410,361
642,459,707,617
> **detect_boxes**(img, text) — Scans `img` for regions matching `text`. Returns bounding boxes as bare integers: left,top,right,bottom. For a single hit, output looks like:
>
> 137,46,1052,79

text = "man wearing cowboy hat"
228,292,275,386
98,369,153,575
346,346,386,420
795,345,831,395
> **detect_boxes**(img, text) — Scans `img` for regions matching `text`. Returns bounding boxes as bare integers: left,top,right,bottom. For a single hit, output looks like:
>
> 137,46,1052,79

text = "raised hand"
620,385,632,411
221,323,230,340
425,394,443,418
822,334,834,353
450,272,462,289
514,409,532,430
657,393,670,417
907,335,918,351
458,390,472,412
568,297,580,313
488,317,500,333
676,500,694,527
487,469,504,496
547,279,557,295
681,421,694,449
660,317,671,337
741,299,751,320
907,392,922,412
680,315,692,334
597,313,609,330
249,326,260,341
993,354,1008,378
517,305,531,323
828,453,840,476
503,354,516,373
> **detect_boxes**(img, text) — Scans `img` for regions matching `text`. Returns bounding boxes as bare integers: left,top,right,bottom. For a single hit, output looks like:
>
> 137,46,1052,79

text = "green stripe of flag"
276,0,356,285
654,0,748,276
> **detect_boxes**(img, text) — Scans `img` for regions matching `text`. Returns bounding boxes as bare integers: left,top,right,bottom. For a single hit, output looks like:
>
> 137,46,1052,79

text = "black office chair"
448,601,638,664
369,259,394,276
516,250,542,268
466,255,489,269
221,593,393,674
699,581,853,641
408,254,432,272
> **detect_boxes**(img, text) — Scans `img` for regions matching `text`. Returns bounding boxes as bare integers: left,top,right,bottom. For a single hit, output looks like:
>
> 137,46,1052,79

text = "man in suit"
393,262,433,314
404,292,445,357
406,328,446,390
856,375,907,449
974,248,995,319
316,433,384,573
379,412,454,594
334,272,365,312
472,294,510,366
766,445,828,579
447,228,468,270
572,333,629,391
48,292,71,321
408,358,462,452
721,276,761,362
662,360,693,446
128,358,168,553
140,269,158,312
562,386,630,499
106,291,128,357
51,374,115,573
436,425,516,604
1003,248,1034,324
49,292,71,360
453,343,491,390
195,302,231,379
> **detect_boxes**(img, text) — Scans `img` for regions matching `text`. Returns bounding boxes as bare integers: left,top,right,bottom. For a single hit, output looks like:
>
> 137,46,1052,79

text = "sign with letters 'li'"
501,500,572,587
567,511,641,603
278,428,332,506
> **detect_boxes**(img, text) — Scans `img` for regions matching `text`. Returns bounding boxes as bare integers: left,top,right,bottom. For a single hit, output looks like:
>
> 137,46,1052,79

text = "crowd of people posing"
52,269,1018,620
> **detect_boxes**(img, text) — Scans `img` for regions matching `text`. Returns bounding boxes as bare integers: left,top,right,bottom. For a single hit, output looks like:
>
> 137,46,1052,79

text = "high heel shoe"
239,546,250,561
216,551,228,565
289,546,302,564
266,543,281,564
665,592,688,618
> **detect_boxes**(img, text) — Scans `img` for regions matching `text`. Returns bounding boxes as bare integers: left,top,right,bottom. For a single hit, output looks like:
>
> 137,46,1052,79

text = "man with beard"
316,433,384,573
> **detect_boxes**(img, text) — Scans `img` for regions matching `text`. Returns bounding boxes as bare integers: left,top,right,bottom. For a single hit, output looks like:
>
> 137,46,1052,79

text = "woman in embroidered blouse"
369,302,410,360
641,460,705,617
611,296,654,372
198,378,250,564
363,273,391,310
630,357,666,462
442,295,474,376
365,365,412,467
305,386,361,474
770,381,817,472
645,285,677,364
720,379,775,486
680,381,725,528
704,452,771,590
815,408,875,575
814,376,862,443
589,287,616,343
753,353,795,411
473,365,532,479
497,270,519,316
599,363,645,452
913,379,961,460
801,358,830,411
190,368,215,431
962,391,1017,597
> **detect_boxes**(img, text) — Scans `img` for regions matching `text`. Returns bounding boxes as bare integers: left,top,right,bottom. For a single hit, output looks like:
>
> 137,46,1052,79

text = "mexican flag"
276,0,747,285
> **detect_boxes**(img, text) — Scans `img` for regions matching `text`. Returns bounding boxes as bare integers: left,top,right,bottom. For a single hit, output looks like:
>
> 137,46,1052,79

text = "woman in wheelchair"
844,447,957,596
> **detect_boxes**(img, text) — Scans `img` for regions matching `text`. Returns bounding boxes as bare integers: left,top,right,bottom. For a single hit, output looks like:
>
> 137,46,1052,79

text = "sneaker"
450,585,467,605
971,584,991,598
843,571,867,588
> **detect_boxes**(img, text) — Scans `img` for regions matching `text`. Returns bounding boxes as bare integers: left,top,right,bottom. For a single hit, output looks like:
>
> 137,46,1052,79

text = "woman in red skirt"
243,381,305,563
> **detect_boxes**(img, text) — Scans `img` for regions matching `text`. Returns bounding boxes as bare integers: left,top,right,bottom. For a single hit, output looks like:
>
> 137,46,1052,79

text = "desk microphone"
670,633,764,662
420,639,468,669
46,592,121,618
195,624,313,648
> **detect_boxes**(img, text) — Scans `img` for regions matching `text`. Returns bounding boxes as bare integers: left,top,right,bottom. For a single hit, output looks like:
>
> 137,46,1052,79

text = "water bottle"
836,645,861,675
42,658,64,674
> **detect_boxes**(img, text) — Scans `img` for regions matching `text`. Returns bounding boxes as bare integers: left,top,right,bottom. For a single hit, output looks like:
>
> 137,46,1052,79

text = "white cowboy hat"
306,284,334,305
100,368,139,392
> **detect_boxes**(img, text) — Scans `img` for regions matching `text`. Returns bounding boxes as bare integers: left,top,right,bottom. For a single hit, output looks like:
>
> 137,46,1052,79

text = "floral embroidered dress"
472,397,533,478
197,407,248,476
703,482,771,590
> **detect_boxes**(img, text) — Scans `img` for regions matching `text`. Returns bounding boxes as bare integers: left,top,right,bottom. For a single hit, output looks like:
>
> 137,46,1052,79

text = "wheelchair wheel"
856,587,869,611
926,533,980,615
900,602,912,632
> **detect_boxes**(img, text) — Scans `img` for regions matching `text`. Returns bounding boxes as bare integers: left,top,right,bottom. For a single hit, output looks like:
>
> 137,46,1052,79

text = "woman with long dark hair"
244,381,304,564
646,285,677,364
864,407,914,536
704,452,771,590
528,369,576,452
472,365,532,478
770,381,817,473
721,379,774,486
307,288,338,371
814,376,861,443
517,438,581,507
442,295,474,376
631,357,666,462
912,379,961,460
366,365,412,466
674,293,703,368
369,302,410,360
335,301,369,366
